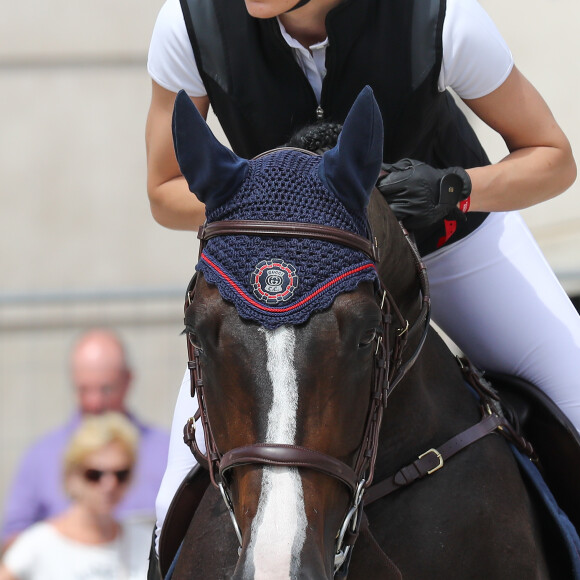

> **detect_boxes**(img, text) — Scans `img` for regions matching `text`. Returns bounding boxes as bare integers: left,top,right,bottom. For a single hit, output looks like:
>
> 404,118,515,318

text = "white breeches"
154,369,202,550
155,211,580,547
424,212,580,428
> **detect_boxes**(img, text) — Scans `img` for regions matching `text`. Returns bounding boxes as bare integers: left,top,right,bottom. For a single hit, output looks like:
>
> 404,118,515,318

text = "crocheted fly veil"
172,87,384,328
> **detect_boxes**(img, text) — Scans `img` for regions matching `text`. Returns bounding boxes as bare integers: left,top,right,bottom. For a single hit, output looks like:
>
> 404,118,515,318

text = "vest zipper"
319,34,334,122
269,19,320,125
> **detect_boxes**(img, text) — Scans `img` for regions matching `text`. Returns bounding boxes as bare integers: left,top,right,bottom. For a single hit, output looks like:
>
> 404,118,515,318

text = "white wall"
0,0,192,522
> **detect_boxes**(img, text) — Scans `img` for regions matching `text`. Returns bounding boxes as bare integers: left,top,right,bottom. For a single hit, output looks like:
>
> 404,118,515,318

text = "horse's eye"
359,329,378,348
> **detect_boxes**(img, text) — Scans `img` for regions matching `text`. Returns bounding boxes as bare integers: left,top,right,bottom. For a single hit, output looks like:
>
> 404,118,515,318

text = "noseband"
183,215,431,574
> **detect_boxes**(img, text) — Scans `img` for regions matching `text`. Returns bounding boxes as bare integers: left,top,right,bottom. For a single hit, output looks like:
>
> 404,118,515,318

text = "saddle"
154,371,580,578
155,463,210,578
486,371,580,532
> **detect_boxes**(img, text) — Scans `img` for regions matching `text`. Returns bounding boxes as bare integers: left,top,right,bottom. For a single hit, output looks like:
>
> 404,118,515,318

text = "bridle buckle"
418,448,444,475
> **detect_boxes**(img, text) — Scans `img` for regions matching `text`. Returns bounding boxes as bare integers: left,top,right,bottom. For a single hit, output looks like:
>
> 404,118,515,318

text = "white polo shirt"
148,0,513,102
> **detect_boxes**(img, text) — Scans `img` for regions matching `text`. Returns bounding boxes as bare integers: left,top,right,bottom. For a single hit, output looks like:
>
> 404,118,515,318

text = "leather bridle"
183,215,431,574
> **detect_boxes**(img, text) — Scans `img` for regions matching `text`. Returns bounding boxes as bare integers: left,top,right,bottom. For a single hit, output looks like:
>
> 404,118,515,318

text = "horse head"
173,87,426,579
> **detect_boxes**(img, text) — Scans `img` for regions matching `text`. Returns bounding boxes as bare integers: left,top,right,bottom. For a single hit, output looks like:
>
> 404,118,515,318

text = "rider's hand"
376,159,471,229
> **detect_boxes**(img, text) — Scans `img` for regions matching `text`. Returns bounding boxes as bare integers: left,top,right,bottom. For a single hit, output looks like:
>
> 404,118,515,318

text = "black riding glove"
376,159,471,230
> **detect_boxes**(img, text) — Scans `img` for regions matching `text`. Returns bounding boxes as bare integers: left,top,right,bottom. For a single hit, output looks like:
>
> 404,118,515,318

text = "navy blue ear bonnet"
172,87,384,329
199,149,377,328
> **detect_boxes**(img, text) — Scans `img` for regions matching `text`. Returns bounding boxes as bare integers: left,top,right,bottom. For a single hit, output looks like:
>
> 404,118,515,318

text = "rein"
183,217,431,573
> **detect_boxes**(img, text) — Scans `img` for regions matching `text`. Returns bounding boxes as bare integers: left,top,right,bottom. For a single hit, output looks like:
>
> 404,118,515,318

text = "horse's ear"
172,90,248,211
319,86,383,213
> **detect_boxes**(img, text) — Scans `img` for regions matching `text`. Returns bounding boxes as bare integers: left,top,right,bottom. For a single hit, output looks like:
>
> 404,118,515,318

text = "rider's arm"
464,65,577,213
145,81,209,230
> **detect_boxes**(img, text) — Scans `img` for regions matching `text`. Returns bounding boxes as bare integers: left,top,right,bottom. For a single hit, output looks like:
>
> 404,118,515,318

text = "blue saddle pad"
512,446,580,579
165,543,182,580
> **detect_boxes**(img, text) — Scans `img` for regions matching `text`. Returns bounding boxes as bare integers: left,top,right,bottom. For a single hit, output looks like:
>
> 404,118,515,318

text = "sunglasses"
83,468,132,484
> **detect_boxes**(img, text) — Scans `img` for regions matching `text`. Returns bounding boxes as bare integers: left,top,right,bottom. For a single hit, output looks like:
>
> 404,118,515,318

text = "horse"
162,87,579,579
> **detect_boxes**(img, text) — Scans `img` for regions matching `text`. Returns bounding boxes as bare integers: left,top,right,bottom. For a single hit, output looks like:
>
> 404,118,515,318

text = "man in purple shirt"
0,329,170,550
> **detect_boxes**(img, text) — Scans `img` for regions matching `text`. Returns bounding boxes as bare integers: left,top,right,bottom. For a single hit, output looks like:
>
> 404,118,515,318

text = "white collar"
276,17,329,53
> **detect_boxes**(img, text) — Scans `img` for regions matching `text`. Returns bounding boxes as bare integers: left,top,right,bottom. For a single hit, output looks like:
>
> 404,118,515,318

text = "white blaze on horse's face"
245,326,307,579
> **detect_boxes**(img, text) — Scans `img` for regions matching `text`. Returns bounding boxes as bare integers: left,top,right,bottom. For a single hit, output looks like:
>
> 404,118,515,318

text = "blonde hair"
63,412,139,476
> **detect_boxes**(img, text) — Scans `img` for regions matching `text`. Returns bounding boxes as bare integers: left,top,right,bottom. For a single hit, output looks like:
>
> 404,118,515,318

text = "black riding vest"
179,0,489,255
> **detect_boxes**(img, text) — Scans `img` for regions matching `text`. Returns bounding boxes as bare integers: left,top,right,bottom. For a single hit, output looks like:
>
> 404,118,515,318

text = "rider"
146,0,579,552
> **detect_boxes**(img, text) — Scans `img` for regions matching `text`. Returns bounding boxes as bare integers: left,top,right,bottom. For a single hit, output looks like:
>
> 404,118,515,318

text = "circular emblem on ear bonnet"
251,259,298,305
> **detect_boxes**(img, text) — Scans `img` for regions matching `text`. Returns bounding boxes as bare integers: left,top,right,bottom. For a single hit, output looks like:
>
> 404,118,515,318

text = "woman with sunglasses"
0,412,150,580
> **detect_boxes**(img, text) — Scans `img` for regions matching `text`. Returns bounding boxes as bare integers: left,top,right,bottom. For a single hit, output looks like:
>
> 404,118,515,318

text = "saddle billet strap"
198,220,380,262
363,412,509,505
220,443,360,496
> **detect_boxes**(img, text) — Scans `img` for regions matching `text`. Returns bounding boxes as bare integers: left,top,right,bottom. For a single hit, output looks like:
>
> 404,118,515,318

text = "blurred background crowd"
0,0,579,574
